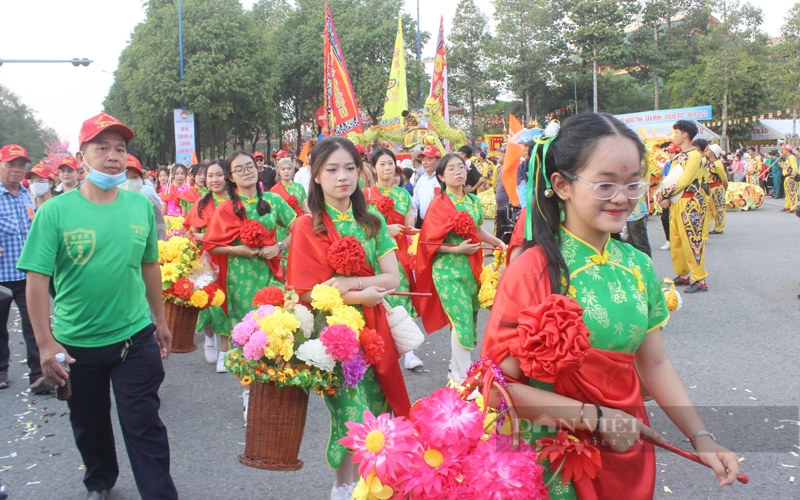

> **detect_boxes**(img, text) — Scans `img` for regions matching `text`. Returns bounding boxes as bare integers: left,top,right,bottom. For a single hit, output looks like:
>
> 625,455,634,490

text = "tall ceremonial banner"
429,16,449,123
173,109,196,165
502,114,524,206
324,1,363,137
379,15,408,129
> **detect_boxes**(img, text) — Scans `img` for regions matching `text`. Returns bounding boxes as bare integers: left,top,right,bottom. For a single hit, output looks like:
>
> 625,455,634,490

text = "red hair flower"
358,328,385,365
240,219,270,248
375,195,395,219
170,277,194,300
453,210,476,241
252,286,285,307
326,236,365,276
509,294,591,384
537,430,601,484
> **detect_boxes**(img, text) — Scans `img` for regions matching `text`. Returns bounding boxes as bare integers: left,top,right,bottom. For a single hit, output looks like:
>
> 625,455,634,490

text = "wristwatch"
690,430,716,449
278,242,287,253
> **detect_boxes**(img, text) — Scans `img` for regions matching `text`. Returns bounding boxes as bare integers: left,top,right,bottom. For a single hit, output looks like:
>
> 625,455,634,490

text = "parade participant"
416,153,507,387
124,154,167,241
410,144,441,229
0,144,48,393
401,166,414,196
159,163,190,216
270,157,308,252
364,148,422,370
286,137,410,499
460,146,486,193
478,150,496,191
155,166,169,193
54,156,81,195
179,163,208,214
781,145,798,213
661,120,709,293
183,160,230,371
705,144,729,235
355,144,374,190
482,113,740,499
260,150,281,191
294,155,312,194
772,149,785,199
409,145,424,185
18,113,178,500
24,163,55,209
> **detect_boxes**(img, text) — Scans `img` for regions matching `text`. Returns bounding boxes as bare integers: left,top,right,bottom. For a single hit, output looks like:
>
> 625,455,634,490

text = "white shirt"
294,166,311,194
412,169,438,219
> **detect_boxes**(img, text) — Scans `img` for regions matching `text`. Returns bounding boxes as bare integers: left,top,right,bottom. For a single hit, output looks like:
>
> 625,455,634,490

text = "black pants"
660,209,670,241
0,279,41,383
626,217,652,257
63,324,177,498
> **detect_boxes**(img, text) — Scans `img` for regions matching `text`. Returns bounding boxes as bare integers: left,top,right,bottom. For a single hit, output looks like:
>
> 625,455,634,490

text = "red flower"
202,283,219,296
375,195,395,219
240,219,270,247
326,236,365,276
285,195,302,215
170,277,194,300
537,430,601,484
453,210,476,241
358,328,384,365
509,294,591,384
252,286,285,307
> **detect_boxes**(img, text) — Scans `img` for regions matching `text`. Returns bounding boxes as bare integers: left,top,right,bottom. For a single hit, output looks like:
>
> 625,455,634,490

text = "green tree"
768,2,800,142
0,85,57,163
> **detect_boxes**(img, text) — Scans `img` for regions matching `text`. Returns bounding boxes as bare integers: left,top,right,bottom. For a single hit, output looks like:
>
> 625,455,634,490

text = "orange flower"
325,388,337,395
266,367,277,377
537,431,601,484
254,369,263,377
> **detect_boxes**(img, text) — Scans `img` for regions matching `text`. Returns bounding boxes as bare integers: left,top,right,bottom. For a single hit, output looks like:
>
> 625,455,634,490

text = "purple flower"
342,352,368,388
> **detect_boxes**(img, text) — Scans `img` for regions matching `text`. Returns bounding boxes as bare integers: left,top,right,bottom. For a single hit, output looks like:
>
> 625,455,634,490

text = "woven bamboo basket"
163,301,199,353
238,382,309,471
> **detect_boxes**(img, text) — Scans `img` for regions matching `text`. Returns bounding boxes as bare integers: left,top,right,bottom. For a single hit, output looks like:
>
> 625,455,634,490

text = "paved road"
2,203,799,499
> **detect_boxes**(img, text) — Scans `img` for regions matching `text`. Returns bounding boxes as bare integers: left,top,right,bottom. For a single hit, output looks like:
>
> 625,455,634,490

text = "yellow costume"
479,160,497,191
666,150,708,282
704,159,728,234
783,154,798,212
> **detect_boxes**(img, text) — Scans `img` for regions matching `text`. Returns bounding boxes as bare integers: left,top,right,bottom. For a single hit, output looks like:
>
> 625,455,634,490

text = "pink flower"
231,317,259,348
243,331,268,360
339,410,417,480
410,387,485,455
460,434,548,500
393,444,464,500
319,324,359,362
255,305,275,317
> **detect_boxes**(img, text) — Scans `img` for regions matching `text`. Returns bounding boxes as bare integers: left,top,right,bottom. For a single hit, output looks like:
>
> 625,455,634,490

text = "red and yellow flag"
324,1,363,137
429,16,448,123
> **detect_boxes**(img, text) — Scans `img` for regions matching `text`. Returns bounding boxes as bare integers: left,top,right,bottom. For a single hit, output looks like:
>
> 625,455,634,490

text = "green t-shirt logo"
63,228,96,265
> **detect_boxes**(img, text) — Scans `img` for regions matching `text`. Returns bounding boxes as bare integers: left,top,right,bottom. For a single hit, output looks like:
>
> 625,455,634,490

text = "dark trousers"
495,205,511,242
660,209,670,241
63,324,177,498
626,217,652,257
0,279,41,383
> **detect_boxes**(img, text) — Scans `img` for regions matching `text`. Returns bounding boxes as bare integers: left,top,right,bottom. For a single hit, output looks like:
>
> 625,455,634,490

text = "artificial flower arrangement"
478,249,505,309
661,278,682,312
163,215,188,238
158,236,225,309
225,284,386,395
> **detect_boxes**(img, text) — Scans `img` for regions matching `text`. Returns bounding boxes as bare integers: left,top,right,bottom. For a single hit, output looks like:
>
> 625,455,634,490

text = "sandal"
29,376,55,395
0,372,9,389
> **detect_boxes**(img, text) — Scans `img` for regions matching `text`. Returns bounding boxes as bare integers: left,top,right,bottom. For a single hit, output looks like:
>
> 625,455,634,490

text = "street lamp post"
0,58,92,66
178,0,186,109
416,0,421,107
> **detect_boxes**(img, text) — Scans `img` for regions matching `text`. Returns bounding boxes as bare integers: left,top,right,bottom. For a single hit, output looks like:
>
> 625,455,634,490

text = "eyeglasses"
232,164,256,176
562,172,648,200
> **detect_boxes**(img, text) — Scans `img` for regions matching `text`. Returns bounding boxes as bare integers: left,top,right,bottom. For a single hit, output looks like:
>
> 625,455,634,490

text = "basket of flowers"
225,284,386,471
478,249,505,309
159,236,225,353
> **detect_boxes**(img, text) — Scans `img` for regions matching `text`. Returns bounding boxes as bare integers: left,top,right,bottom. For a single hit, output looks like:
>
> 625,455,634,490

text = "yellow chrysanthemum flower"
240,375,252,386
211,290,225,307
189,290,209,308
311,284,344,312
257,308,300,337
160,263,180,283
327,305,365,332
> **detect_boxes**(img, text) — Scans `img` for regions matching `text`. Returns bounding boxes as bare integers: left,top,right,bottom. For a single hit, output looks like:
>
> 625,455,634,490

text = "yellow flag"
379,15,408,129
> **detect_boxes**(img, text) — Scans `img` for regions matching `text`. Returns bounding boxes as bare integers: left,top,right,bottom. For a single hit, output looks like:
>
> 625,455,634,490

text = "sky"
0,0,793,154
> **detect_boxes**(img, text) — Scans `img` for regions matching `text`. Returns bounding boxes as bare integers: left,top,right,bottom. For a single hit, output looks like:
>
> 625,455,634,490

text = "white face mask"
120,179,143,192
32,182,51,197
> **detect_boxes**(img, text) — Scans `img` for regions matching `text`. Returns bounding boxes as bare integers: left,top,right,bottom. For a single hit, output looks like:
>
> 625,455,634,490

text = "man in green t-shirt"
17,113,177,500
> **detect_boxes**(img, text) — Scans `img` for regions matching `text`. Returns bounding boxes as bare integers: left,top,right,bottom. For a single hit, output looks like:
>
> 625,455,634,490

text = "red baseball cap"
271,149,290,159
253,151,266,159
354,144,366,155
0,144,31,163
79,112,134,147
420,145,442,158
58,156,79,170
126,154,142,174
666,143,681,153
24,163,55,181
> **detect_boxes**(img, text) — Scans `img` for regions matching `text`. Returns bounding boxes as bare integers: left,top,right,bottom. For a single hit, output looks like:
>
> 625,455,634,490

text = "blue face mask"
84,161,127,190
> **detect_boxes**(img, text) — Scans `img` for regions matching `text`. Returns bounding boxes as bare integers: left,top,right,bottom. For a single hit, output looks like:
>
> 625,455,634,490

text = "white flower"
544,120,560,138
294,304,315,337
295,339,335,372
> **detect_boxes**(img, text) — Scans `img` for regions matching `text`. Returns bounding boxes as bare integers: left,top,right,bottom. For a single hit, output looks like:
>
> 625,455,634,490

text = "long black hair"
308,137,381,239
195,160,226,215
522,113,645,294
224,150,271,219
435,153,465,196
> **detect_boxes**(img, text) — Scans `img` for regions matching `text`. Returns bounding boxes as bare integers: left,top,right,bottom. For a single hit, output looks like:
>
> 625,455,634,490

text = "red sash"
506,207,527,265
287,213,411,418
415,194,483,335
482,247,656,500
159,184,181,203
202,199,284,315
179,186,202,204
270,182,303,216
183,197,215,230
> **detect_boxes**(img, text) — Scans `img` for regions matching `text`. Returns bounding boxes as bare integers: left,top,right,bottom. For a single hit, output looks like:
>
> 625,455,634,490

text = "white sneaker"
203,335,216,363
330,481,357,500
660,241,670,251
216,352,228,373
404,352,424,370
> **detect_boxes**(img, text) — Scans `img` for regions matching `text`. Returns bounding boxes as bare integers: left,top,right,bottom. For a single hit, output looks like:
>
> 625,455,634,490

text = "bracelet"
592,402,603,442
579,403,586,425
690,430,716,449
357,277,363,291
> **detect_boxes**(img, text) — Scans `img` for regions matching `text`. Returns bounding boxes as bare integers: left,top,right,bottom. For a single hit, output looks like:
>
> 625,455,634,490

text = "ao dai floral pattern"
275,182,307,244
431,191,484,349
370,185,415,316
322,203,397,469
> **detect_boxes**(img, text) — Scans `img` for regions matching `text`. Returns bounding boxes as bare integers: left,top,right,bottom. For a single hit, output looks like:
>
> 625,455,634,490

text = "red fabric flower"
285,195,302,214
326,236,366,276
375,195,395,219
202,283,219,296
170,277,194,300
240,219,270,247
537,430,601,484
509,294,591,384
453,210,476,240
252,286,285,307
359,328,385,365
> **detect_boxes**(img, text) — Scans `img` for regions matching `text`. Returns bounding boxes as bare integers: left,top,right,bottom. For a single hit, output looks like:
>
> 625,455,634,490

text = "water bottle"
54,353,72,401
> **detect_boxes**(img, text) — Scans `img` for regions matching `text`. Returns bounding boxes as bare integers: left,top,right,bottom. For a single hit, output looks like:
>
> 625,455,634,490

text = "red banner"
324,1,363,137
429,16,448,123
